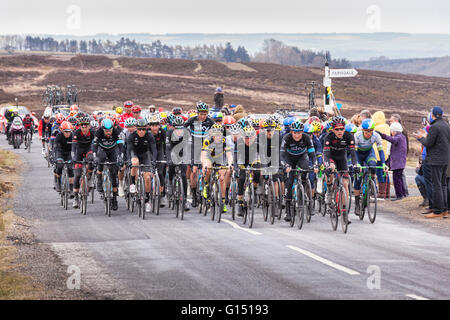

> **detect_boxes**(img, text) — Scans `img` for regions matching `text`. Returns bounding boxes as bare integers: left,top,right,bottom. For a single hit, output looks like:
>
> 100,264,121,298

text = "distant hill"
352,56,450,78
35,33,450,61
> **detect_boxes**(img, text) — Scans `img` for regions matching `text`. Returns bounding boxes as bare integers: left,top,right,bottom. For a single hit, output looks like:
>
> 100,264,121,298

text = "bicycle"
172,164,186,220
59,161,72,211
287,168,306,229
131,164,152,220
261,173,276,224
227,170,238,221
314,168,328,217
305,81,321,110
355,166,384,223
326,170,350,233
240,166,261,229
100,162,118,217
24,129,32,153
152,161,166,216
74,160,91,215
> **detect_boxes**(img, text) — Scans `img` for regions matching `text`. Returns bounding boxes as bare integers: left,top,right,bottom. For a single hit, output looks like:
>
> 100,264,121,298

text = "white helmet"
43,107,52,118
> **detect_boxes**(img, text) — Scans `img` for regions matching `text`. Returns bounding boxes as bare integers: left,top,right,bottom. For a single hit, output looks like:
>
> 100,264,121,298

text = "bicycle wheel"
276,178,283,220
296,183,305,230
230,180,236,221
248,184,255,229
27,134,31,153
360,179,367,221
217,180,223,223
269,180,276,225
367,179,377,224
179,176,185,221
304,179,313,223
330,189,338,231
211,182,217,221
104,175,111,217
290,185,297,228
153,174,161,216
175,177,181,219
139,175,146,220
262,182,269,222
63,173,69,211
81,174,88,215
347,178,353,213
339,186,349,234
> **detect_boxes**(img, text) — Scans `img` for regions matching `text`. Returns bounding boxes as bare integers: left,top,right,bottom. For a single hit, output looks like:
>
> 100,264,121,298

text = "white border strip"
286,245,360,275
222,219,262,235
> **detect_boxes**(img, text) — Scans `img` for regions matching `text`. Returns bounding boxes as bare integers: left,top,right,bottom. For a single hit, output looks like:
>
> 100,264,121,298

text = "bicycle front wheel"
296,183,305,230
330,189,338,231
248,185,255,229
304,179,313,223
339,186,349,234
367,179,377,224
269,180,275,225
81,174,88,215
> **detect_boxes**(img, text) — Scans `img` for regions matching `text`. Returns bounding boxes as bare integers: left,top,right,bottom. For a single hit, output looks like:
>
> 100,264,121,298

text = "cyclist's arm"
373,132,386,164
306,135,317,167
280,136,289,168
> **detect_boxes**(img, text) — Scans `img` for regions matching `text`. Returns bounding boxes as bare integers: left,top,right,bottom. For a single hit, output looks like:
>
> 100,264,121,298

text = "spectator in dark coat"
214,87,224,109
378,122,408,200
415,106,450,218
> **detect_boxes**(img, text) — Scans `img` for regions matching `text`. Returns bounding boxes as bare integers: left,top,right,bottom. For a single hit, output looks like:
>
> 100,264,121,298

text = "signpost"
323,62,358,115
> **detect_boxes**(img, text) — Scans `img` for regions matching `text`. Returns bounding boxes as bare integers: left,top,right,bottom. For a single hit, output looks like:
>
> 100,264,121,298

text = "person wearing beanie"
214,87,224,109
415,106,450,218
378,122,408,200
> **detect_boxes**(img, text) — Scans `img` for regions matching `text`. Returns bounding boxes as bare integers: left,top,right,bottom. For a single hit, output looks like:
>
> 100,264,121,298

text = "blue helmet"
102,118,113,130
303,123,313,133
345,123,357,133
290,120,304,132
238,117,249,129
216,87,223,93
283,116,295,127
361,119,375,130
212,112,223,120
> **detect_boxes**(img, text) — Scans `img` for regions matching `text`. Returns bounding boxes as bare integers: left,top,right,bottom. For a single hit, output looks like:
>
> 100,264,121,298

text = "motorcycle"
9,117,24,149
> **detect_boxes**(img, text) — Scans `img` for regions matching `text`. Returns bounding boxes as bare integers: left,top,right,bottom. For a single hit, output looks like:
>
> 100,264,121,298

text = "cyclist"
92,118,124,211
148,114,168,207
323,116,357,214
281,120,318,222
72,115,96,209
184,102,215,208
23,113,34,149
201,123,234,213
132,105,142,120
38,107,53,155
127,119,158,213
119,101,134,128
353,119,387,216
118,117,137,197
234,126,261,217
54,121,74,195
4,107,15,142
166,116,190,211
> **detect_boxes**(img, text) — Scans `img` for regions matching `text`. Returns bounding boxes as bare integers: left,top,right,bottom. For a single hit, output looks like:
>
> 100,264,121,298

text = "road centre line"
286,245,360,275
405,294,430,300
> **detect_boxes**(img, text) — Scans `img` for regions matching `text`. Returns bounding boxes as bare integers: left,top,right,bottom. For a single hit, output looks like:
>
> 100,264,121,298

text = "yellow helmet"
116,107,123,114
160,112,167,119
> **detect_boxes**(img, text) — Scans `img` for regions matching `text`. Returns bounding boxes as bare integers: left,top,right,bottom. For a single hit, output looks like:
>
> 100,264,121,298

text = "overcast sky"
1,0,449,35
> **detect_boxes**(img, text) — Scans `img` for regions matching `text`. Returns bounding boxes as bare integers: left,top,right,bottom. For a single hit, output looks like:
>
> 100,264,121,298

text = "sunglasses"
137,128,147,131
133,112,140,114
334,128,345,131
80,123,89,127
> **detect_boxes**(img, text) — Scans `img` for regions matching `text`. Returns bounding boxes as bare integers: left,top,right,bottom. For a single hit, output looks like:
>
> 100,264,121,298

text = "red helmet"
70,105,79,112
223,116,236,126
132,105,142,113
123,101,133,108
60,121,73,132
158,107,164,113
56,113,65,124
307,116,320,124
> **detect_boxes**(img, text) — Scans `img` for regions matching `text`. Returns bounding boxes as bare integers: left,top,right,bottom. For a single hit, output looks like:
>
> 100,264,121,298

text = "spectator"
372,111,391,198
420,123,434,214
233,105,248,121
415,106,449,218
378,122,408,201
447,164,450,213
360,110,372,121
350,114,362,127
214,87,224,109
415,159,429,207
389,113,409,197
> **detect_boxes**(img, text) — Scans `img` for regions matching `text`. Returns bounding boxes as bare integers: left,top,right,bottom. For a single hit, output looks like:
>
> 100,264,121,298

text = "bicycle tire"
262,181,269,222
360,178,367,221
296,183,305,230
230,180,236,221
339,186,349,234
367,179,377,224
63,173,69,211
269,180,275,225
304,179,313,223
179,176,185,221
211,182,217,221
276,178,283,220
217,180,223,223
243,186,249,225
175,177,180,218
330,188,338,231
104,174,111,217
248,184,255,229
290,184,297,228
140,175,146,220
81,174,88,215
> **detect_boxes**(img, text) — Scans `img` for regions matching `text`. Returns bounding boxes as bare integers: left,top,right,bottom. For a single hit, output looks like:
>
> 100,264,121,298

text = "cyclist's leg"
96,149,107,193
237,168,246,215
130,150,140,189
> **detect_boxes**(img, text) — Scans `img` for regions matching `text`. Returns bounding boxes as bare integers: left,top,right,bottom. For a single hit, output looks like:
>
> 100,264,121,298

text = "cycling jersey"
280,132,317,166
54,131,73,154
72,128,95,155
323,131,357,169
93,127,123,151
23,117,34,129
184,116,215,164
152,128,167,160
127,131,157,162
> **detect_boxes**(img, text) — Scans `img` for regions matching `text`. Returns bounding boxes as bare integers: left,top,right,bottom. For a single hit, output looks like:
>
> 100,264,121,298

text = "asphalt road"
3,137,449,300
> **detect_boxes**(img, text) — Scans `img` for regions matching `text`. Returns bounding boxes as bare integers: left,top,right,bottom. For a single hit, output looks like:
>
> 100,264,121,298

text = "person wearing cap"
214,87,224,110
378,122,407,201
415,106,450,218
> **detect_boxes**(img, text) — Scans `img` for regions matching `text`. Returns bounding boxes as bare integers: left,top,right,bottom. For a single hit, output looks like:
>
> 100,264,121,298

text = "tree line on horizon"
0,35,350,67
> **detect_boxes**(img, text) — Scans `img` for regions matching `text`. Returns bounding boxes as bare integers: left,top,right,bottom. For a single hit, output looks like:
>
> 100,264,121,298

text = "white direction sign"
329,69,358,78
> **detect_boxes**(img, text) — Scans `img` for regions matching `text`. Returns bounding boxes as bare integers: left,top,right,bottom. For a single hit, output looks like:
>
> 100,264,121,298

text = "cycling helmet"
116,107,123,114
361,119,375,130
238,118,249,129
60,121,73,132
345,123,357,133
148,115,160,125
307,116,321,124
196,101,209,112
123,101,133,108
212,112,223,121
229,123,240,134
223,116,236,126
310,121,322,133
241,126,256,138
172,116,185,128
208,123,224,136
331,116,346,129
55,113,65,124
102,118,114,130
262,118,276,129
78,115,91,125
275,124,282,132
303,123,313,133
167,113,176,125
90,120,99,128
172,107,182,114
70,105,79,112
131,105,142,113
136,118,147,128
125,117,137,128
290,120,304,132
283,116,295,127
160,112,167,119
67,116,78,126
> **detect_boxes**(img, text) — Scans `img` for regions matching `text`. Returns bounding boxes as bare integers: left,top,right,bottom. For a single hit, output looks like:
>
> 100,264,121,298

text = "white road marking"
222,219,263,235
405,294,430,300
286,245,360,275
